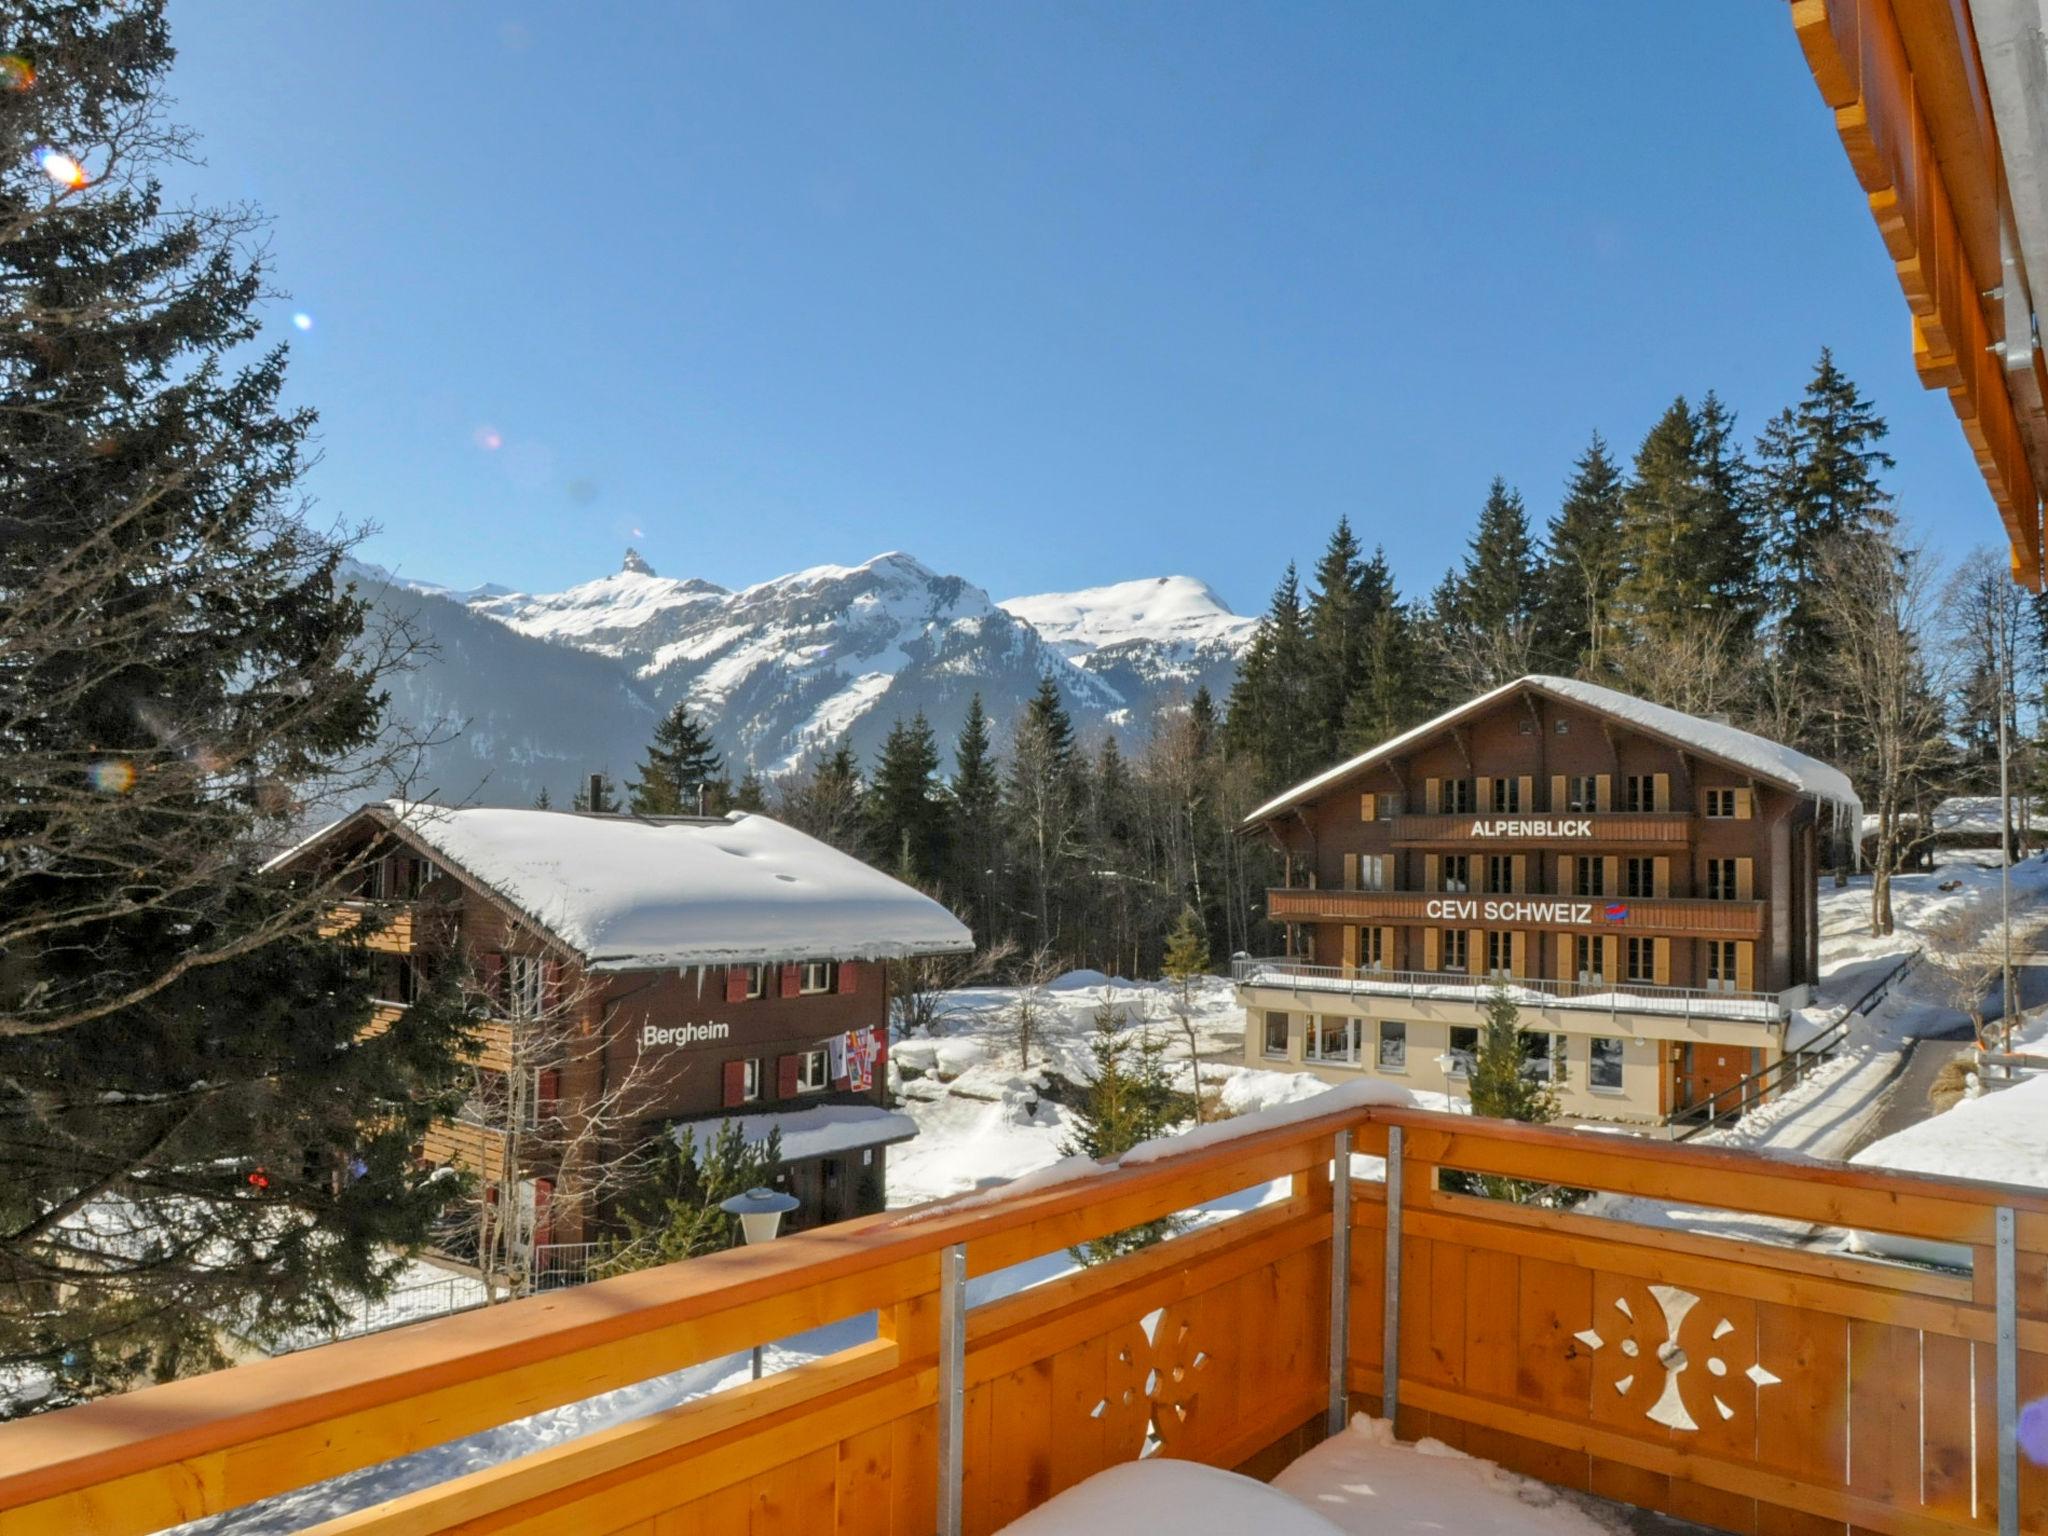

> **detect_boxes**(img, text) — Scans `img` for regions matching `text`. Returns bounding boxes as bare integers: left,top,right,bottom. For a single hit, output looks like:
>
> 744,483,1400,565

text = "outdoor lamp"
1434,1052,1458,1075
721,1186,801,1379
722,1186,799,1246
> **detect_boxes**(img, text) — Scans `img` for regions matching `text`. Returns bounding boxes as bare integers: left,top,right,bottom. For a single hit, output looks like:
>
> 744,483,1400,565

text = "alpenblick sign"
1463,818,1593,838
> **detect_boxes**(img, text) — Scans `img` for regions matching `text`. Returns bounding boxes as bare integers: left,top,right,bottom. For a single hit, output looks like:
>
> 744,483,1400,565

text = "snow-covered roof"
277,803,974,969
678,1104,920,1162
1245,675,1860,825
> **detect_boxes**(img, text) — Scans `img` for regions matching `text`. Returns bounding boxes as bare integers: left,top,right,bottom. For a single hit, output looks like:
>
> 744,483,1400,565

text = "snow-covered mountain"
999,575,1257,709
347,550,1255,808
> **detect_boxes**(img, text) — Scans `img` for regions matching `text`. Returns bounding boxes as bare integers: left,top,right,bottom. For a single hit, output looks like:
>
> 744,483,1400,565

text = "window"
743,964,767,1000
1705,940,1738,993
1625,937,1656,983
1590,1036,1624,1091
1519,1031,1564,1083
740,1058,762,1102
1565,774,1597,812
1705,858,1736,901
1518,717,1534,735
1308,1016,1359,1066
1623,775,1655,813
1490,777,1521,813
1556,718,1571,735
1444,778,1476,813
1575,934,1605,983
1359,926,1386,971
1704,788,1737,818
1485,931,1513,977
1263,1011,1291,1059
507,955,545,1019
1485,855,1514,895
371,954,419,1007
1377,1019,1407,1071
1357,854,1389,892
798,960,837,995
1442,854,1470,893
1441,929,1469,973
795,1049,829,1092
1573,856,1605,897
1446,1026,1478,1077
1625,857,1655,899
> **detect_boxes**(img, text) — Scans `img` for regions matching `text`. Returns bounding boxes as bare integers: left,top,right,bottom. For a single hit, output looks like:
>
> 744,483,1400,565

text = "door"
1678,1043,1759,1112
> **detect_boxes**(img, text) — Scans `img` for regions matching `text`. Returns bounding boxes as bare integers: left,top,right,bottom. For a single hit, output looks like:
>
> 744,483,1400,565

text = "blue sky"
162,2,1991,615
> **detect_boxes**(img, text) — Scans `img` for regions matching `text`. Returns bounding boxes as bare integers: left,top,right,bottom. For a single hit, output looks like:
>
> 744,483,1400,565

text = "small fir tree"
947,694,1004,944
630,701,726,815
1160,907,1213,1122
1460,982,1560,1203
1062,995,1182,1262
867,711,950,885
601,1122,784,1272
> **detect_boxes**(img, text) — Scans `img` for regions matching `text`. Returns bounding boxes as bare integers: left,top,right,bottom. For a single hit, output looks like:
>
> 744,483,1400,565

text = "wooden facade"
1238,680,1839,1122
0,1101,2037,1536
284,810,914,1243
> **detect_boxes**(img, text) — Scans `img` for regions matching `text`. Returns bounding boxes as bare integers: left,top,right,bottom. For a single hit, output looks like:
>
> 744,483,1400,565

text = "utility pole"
1996,601,2017,1064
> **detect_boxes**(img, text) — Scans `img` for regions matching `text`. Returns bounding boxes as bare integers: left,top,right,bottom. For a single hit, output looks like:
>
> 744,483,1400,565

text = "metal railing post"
1328,1129,1352,1435
1996,1207,2018,1536
937,1243,967,1536
1381,1126,1404,1436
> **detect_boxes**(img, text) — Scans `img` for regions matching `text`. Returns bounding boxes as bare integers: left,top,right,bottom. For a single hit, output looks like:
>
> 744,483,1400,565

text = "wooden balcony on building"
1269,886,1766,941
1,1102,2039,1536
421,1117,509,1184
319,899,418,953
1387,811,1696,847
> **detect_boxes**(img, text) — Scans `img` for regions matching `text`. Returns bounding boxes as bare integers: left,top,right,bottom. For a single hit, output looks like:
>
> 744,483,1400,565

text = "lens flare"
291,311,314,331
2023,1397,2048,1465
87,758,135,795
474,426,503,451
0,55,34,92
36,147,85,188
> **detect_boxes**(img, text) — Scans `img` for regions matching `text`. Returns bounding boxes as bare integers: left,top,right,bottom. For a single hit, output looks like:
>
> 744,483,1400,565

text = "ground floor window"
1263,1011,1291,1059
1705,940,1738,992
1377,1019,1406,1071
1519,1031,1565,1083
1446,1026,1478,1077
1441,929,1469,973
796,1048,829,1092
1308,1016,1359,1066
1590,1036,1624,1091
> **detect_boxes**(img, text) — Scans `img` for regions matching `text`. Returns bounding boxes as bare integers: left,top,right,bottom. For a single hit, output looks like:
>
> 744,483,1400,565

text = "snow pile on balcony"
996,1459,1347,1534
1247,673,1859,827
371,802,975,967
1269,1415,1617,1534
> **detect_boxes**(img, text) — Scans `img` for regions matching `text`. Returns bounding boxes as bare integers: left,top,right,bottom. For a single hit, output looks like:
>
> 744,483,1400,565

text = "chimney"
589,773,606,814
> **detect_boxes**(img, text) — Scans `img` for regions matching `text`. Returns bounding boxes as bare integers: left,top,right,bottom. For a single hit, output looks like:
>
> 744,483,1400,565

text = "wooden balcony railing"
420,1117,510,1184
1268,887,1767,941
1232,956,1787,1025
319,900,418,953
0,1103,2040,1536
1388,811,1697,847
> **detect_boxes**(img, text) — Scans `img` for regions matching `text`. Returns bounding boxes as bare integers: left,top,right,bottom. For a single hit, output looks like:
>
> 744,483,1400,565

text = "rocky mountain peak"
620,546,654,576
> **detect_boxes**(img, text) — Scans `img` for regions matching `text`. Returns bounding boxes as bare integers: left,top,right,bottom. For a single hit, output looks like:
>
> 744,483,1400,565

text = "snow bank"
995,1459,1345,1534
676,1105,918,1162
1846,1074,2048,1267
1271,1416,1616,1534
303,803,975,967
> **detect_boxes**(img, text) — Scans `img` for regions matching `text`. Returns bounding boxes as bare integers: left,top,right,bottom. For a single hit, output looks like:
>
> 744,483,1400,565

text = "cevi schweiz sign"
1424,898,1598,925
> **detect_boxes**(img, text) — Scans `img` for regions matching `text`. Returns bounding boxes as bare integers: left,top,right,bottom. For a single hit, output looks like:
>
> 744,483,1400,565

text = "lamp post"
720,1186,800,1380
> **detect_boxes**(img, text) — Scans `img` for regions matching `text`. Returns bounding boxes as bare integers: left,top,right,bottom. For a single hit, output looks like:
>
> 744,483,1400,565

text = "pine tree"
778,741,865,853
730,768,767,813
1061,995,1181,1262
867,712,949,885
1160,907,1213,1122
1542,431,1629,675
1753,350,1896,715
1006,675,1086,949
1304,516,1369,764
1225,563,1316,792
0,2,473,1398
532,785,553,810
602,1122,783,1271
1435,478,1543,691
1615,394,1762,656
1341,547,1427,751
947,695,1004,944
1460,983,1560,1204
629,701,725,815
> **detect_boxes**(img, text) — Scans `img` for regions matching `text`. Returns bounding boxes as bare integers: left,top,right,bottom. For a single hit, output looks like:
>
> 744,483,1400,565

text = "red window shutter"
776,1053,800,1098
724,966,748,1004
532,1178,554,1246
537,1069,560,1108
779,963,800,998
483,952,506,1007
837,962,858,995
721,1059,747,1107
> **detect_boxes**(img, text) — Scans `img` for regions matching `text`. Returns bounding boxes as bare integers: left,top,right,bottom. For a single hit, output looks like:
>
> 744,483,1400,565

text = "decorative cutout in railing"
1573,1281,1781,1434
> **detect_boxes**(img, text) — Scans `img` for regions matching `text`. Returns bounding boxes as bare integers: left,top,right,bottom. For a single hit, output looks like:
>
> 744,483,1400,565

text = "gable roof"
1244,675,1861,826
271,802,975,969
